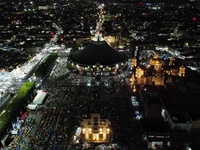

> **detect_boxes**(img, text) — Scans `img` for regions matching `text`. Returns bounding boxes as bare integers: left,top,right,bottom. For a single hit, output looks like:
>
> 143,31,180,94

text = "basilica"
131,53,186,86
67,32,128,77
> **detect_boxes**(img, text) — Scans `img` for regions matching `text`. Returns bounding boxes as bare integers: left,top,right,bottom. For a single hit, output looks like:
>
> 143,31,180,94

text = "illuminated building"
134,53,185,86
68,32,128,76
81,113,112,143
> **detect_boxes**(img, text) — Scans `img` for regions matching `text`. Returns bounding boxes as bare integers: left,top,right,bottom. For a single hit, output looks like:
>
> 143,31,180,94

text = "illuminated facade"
133,53,185,86
81,113,112,143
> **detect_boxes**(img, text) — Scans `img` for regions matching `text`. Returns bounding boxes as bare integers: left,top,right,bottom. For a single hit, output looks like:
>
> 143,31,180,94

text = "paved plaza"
1,54,145,150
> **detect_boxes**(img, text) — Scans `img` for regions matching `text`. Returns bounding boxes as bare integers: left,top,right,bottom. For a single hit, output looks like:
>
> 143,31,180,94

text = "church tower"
132,57,137,68
169,57,175,66
178,65,185,77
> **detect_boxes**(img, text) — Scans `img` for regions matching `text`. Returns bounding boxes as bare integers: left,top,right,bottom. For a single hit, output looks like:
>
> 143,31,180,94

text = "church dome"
67,33,128,76
150,53,161,65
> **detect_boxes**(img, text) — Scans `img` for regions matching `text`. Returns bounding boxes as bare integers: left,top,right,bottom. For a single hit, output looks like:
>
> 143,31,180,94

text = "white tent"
27,104,38,110
75,127,82,136
32,90,47,105
11,129,18,135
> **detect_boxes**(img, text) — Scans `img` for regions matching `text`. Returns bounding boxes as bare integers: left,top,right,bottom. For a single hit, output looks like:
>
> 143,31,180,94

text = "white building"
81,113,112,143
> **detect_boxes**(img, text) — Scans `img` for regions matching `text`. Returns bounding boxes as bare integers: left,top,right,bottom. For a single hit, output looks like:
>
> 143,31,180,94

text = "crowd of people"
1,56,145,150
39,70,145,149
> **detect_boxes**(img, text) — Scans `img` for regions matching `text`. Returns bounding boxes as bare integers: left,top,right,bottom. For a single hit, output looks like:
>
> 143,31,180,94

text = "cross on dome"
92,31,104,42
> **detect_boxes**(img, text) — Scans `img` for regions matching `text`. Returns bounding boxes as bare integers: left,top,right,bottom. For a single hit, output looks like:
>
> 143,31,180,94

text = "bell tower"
178,65,185,77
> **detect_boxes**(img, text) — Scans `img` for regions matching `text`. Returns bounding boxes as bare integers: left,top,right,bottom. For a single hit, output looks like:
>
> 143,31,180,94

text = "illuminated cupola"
150,53,162,70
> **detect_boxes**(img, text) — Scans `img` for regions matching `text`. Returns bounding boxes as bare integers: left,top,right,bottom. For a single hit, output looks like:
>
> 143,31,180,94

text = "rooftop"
169,112,191,124
142,118,170,133
70,38,128,66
